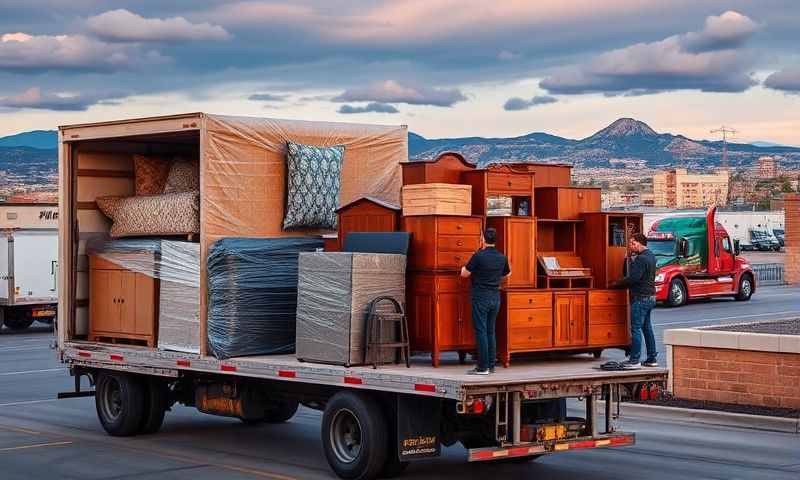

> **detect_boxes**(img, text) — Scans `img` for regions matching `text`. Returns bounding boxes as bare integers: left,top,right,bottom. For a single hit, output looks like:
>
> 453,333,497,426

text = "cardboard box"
401,183,471,216
296,252,406,366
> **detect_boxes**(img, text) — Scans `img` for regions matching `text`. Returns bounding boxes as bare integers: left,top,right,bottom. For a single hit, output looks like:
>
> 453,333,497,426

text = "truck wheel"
666,279,687,307
264,399,299,423
95,371,146,436
322,392,388,480
735,275,754,301
2,307,34,330
139,378,169,434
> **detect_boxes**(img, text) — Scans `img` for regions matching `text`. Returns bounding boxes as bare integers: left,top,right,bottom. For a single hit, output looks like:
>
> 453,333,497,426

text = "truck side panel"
12,230,59,305
0,235,8,302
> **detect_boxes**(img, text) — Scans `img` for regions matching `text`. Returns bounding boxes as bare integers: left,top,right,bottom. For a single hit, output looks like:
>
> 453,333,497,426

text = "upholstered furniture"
97,191,200,238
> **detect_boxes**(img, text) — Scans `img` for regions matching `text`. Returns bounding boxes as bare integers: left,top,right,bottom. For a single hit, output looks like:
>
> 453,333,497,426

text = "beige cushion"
164,159,200,193
97,192,200,238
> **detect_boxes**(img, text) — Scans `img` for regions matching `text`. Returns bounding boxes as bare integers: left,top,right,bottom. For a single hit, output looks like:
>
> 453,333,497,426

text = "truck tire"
139,378,169,434
2,307,34,330
95,371,146,436
666,279,687,307
735,275,754,301
322,391,388,480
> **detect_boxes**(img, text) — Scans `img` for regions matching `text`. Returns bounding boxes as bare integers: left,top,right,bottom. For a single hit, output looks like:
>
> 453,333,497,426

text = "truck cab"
647,207,755,307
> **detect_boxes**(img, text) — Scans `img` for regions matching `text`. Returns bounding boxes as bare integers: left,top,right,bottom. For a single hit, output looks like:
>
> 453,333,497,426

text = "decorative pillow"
133,154,171,196
97,192,200,238
163,158,200,194
283,141,344,230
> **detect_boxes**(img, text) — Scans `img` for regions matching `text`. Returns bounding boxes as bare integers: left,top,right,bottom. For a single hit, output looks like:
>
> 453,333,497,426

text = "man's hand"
460,266,471,278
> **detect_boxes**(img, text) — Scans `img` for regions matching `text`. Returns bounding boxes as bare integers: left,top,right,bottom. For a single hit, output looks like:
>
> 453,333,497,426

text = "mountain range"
2,119,799,186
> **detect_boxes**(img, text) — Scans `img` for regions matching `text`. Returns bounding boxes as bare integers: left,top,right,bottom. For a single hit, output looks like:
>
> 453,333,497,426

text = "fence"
751,263,785,286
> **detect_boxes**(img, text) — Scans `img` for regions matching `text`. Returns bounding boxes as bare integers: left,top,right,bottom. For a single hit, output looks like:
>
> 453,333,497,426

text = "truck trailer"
55,113,667,480
1,226,58,330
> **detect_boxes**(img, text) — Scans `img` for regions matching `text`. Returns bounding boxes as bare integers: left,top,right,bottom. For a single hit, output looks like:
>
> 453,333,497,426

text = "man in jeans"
611,233,657,370
461,227,511,375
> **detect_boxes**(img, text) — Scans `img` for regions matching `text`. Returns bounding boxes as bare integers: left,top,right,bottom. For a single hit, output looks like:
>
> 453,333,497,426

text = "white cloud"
540,11,760,95
333,80,467,107
0,87,126,111
0,31,168,72
764,67,800,93
86,9,230,42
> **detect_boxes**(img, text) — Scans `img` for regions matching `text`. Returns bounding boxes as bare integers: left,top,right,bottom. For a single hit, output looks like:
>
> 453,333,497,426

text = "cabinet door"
119,271,137,335
90,269,120,334
570,294,587,345
436,292,461,348
554,295,572,346
508,219,535,286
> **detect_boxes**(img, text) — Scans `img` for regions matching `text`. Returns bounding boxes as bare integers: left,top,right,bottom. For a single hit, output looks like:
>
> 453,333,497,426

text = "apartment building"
653,168,729,208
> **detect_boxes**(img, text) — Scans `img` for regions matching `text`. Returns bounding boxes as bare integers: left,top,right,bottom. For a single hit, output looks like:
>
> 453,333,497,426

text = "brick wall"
785,193,799,285
672,345,800,409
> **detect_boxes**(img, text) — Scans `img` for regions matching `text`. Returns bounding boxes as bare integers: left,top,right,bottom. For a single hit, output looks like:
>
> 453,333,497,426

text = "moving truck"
0,203,59,330
648,206,755,307
55,114,667,480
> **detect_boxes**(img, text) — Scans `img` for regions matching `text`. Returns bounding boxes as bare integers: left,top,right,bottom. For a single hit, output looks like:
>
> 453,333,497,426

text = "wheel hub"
100,377,123,421
671,283,684,304
330,408,362,464
741,279,751,297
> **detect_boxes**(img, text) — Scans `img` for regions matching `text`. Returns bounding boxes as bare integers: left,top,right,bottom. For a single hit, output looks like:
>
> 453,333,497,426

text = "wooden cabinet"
498,291,552,367
402,216,482,271
461,165,535,217
587,290,629,347
407,272,475,366
534,187,600,220
401,152,475,185
89,255,158,346
577,213,643,288
554,293,587,346
488,216,536,287
336,197,400,251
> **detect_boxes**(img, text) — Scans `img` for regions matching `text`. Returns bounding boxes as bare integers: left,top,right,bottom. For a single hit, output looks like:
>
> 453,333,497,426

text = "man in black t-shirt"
461,227,511,375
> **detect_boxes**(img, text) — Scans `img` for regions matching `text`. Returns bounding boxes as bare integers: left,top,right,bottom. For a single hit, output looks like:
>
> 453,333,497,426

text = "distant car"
749,229,781,252
773,228,785,248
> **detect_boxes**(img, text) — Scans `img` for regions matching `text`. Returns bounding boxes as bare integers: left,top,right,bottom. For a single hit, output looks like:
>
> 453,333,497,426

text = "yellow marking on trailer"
554,443,569,451
596,439,611,447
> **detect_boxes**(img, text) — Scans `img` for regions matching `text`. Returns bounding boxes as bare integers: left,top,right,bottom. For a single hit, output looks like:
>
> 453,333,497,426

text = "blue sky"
0,1,798,144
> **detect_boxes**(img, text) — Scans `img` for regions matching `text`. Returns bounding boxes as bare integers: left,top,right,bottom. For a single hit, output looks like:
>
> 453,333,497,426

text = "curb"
602,401,800,434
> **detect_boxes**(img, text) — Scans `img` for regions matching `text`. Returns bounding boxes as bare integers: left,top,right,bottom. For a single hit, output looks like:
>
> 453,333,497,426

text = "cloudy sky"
0,1,798,144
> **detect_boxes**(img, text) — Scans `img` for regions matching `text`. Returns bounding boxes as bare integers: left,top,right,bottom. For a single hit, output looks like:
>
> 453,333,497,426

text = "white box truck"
0,203,59,330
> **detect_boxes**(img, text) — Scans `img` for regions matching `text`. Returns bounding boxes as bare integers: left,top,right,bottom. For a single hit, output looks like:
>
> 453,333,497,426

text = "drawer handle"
454,255,462,262
457,240,463,246
507,181,512,186
528,298,533,304
456,224,463,230
528,316,533,321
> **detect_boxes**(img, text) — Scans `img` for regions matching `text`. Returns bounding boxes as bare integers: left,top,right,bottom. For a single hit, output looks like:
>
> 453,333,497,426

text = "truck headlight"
654,273,665,283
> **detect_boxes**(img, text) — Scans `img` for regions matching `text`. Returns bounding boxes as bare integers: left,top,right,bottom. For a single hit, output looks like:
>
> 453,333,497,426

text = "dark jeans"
630,296,657,362
471,290,501,371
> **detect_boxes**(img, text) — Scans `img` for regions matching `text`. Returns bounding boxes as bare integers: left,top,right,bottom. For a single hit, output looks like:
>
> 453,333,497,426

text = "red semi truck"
647,206,756,307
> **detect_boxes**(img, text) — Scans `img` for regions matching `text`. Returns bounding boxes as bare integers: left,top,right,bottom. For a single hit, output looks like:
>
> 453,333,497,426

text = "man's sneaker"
621,360,642,370
643,359,659,367
489,367,496,374
467,368,490,375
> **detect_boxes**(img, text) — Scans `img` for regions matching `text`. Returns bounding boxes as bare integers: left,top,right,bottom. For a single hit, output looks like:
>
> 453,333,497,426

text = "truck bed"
62,341,667,401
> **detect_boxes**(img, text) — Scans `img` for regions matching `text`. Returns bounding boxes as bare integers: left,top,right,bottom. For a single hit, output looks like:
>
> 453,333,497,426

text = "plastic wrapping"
85,237,202,353
207,237,323,359
295,252,406,366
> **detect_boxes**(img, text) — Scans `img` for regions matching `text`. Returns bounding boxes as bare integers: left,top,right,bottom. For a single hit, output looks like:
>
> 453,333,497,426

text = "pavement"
0,284,798,479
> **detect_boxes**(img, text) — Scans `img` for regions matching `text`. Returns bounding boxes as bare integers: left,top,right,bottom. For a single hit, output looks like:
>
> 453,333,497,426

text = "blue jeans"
471,291,500,371
630,297,657,362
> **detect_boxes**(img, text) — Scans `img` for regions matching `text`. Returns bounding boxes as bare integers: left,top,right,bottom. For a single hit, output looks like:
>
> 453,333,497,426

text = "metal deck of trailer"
61,342,667,401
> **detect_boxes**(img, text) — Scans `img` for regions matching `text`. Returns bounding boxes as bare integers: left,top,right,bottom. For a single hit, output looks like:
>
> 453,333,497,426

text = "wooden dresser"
89,255,158,347
402,215,482,271
461,165,535,217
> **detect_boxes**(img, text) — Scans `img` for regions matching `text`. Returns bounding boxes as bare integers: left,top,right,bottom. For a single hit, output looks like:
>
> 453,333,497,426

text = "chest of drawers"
402,215,483,271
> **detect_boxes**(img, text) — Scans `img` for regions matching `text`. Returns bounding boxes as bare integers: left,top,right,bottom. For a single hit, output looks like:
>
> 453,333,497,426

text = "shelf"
536,218,584,223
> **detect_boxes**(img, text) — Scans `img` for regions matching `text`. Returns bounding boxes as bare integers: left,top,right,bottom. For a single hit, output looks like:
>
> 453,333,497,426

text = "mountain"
0,130,57,149
410,118,800,170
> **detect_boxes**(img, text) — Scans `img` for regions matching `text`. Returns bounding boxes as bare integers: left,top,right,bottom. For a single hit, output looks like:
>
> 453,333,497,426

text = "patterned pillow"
283,142,344,230
163,158,200,194
97,192,200,238
133,154,171,195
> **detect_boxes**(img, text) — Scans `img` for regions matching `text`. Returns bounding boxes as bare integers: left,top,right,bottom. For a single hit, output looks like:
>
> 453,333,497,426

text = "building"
602,190,641,209
754,156,779,179
652,168,729,209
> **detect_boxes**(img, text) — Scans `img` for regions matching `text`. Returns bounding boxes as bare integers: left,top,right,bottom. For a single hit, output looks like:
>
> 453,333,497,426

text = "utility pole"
710,126,737,170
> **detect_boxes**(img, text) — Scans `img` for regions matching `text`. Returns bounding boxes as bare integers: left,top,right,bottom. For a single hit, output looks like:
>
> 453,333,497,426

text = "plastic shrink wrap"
295,252,406,366
207,237,323,359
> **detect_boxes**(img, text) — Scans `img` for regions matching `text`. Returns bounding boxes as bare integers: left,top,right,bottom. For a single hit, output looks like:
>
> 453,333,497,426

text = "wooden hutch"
395,152,641,367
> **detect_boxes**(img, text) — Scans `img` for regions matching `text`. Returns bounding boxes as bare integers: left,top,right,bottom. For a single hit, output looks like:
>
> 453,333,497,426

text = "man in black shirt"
461,227,511,375
611,233,657,370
